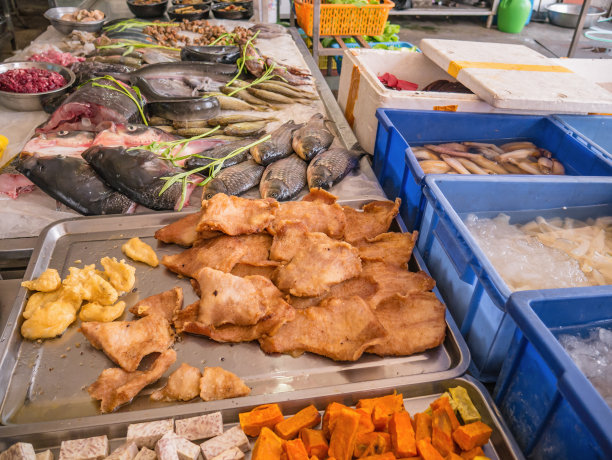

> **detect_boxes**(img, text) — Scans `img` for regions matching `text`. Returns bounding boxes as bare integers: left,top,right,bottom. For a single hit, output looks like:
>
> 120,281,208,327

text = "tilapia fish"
202,160,265,200
307,148,362,190
92,123,179,147
0,130,95,199
37,81,144,133
250,121,303,166
16,153,133,215
292,113,334,161
82,145,199,211
183,139,253,171
260,154,307,201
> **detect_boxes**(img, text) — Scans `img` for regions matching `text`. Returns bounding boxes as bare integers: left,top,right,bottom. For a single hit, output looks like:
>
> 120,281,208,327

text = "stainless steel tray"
0,211,469,434
0,376,524,460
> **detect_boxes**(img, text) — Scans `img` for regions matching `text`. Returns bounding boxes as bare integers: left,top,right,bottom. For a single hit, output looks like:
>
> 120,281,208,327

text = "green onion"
159,134,271,210
103,19,178,33
79,76,148,125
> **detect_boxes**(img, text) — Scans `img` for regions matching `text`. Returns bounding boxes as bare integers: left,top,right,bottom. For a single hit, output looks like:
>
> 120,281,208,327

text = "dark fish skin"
16,153,133,215
292,113,334,161
250,121,303,166
202,160,264,200
82,145,183,211
260,154,307,201
307,148,362,190
184,139,253,171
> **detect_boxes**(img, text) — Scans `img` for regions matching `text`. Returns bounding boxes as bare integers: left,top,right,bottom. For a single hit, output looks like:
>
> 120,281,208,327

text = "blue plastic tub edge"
498,288,612,456
553,114,612,160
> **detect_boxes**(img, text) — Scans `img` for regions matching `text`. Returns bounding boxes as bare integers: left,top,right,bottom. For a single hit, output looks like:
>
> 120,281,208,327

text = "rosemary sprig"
80,76,147,125
135,126,222,167
103,19,178,33
159,134,271,210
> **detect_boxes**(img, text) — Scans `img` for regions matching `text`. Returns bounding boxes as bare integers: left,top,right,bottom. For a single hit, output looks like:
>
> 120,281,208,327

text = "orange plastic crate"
295,0,395,37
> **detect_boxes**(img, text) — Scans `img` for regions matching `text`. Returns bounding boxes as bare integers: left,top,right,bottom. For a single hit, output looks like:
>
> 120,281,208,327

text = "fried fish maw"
101,257,136,293
122,237,159,267
23,288,63,319
21,289,82,339
21,268,61,292
63,264,118,305
79,301,126,323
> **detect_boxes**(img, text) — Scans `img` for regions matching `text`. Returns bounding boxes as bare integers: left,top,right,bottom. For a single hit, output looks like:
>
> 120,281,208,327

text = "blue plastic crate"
373,109,612,231
495,289,612,459
554,114,612,160
417,175,612,381
331,41,417,73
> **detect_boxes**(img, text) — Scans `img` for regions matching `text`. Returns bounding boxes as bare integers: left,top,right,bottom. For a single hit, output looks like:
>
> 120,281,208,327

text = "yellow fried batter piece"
79,301,126,322
21,268,61,292
122,237,159,267
63,265,118,305
23,288,63,319
101,257,136,293
21,289,82,340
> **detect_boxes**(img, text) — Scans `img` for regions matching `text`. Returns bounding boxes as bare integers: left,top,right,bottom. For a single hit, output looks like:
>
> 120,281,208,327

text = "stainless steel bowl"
547,3,605,29
0,62,76,112
44,7,105,35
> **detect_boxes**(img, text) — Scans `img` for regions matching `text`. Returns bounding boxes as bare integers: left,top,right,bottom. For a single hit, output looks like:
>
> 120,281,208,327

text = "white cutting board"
419,39,612,114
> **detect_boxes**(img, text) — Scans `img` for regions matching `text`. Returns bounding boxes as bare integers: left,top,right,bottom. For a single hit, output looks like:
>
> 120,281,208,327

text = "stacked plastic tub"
371,108,612,459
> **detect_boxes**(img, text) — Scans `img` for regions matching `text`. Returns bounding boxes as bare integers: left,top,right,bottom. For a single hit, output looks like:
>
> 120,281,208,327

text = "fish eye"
58,130,69,136
127,125,138,132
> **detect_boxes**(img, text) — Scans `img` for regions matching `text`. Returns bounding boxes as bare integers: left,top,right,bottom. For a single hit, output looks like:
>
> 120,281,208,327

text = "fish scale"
250,120,303,166
260,154,307,201
307,148,362,190
292,113,334,161
202,160,265,200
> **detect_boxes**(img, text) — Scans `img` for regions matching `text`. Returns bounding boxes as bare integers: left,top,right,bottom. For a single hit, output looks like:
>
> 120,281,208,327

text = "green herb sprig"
80,76,147,125
226,30,260,88
159,134,271,210
96,41,181,55
103,19,178,33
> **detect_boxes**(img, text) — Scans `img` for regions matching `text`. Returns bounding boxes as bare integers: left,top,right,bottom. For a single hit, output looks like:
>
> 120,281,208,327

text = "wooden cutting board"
419,39,612,114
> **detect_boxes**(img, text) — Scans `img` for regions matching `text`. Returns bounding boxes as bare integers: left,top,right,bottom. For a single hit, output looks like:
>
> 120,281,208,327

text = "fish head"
261,178,289,201
202,180,229,201
22,130,95,157
92,124,179,147
308,166,333,190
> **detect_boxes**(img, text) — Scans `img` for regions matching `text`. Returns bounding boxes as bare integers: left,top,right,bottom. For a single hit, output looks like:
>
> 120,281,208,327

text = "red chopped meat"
28,49,84,67
378,72,418,92
0,68,67,93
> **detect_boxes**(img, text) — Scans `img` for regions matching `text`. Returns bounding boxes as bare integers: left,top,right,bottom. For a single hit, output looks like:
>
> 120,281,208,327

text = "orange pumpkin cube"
452,422,492,451
416,438,445,460
252,427,284,460
431,408,453,456
276,405,321,440
283,439,309,460
389,412,417,458
300,428,329,459
328,407,361,460
240,404,284,437
415,413,432,442
354,432,391,458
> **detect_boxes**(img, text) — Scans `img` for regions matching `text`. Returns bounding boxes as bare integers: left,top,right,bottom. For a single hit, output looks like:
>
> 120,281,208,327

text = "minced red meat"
0,68,67,93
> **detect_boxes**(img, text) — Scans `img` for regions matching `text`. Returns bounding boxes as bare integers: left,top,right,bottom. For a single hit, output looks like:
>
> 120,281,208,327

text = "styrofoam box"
336,50,592,154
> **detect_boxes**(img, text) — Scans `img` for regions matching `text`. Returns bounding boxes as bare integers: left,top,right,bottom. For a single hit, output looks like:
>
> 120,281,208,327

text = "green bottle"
497,0,532,34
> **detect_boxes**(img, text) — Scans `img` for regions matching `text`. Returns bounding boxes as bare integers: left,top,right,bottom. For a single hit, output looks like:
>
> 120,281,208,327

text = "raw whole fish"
82,145,201,210
36,81,145,133
183,138,253,171
292,113,334,161
201,160,264,200
307,148,362,190
16,153,133,215
259,154,307,201
92,123,179,147
250,121,302,166
180,46,240,64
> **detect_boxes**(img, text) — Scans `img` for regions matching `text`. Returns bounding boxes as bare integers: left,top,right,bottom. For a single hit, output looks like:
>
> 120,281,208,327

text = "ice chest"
373,109,612,231
495,289,612,459
417,175,612,381
338,39,612,154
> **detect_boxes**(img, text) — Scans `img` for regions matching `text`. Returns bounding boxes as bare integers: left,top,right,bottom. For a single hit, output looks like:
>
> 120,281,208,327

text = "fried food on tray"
100,257,136,293
356,231,417,268
287,275,379,309
63,264,118,305
259,296,387,361
79,300,126,322
88,349,176,413
122,237,159,267
342,198,401,244
154,211,223,247
21,268,61,292
268,192,346,238
21,288,82,340
270,222,362,297
301,188,338,205
196,268,287,327
230,263,277,279
129,287,183,322
162,234,277,279
197,194,279,236
366,292,446,356
362,261,436,309
199,367,251,402
174,299,295,343
80,314,174,372
150,363,201,402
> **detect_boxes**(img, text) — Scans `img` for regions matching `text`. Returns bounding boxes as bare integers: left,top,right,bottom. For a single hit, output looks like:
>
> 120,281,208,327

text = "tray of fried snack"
0,189,469,435
0,377,523,460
